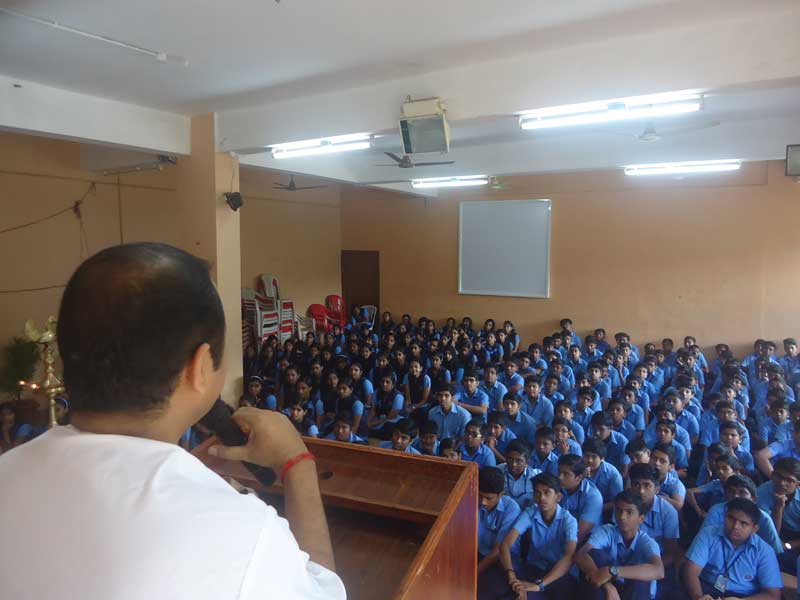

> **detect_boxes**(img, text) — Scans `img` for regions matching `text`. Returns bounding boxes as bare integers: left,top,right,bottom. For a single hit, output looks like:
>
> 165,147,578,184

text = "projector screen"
459,199,551,298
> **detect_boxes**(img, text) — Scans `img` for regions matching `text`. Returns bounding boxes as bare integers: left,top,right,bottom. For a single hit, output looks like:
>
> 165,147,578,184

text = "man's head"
391,418,417,452
464,418,485,450
502,393,521,417
772,458,800,497
479,467,505,511
628,463,659,505
650,443,676,481
581,438,606,472
723,474,758,502
438,388,454,411
724,498,761,546
614,490,646,536
333,411,354,442
505,440,531,477
419,420,439,452
533,472,562,512
557,454,585,493
58,243,226,430
535,427,556,458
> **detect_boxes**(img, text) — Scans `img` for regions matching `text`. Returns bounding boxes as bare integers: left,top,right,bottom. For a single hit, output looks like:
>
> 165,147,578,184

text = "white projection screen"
458,199,551,298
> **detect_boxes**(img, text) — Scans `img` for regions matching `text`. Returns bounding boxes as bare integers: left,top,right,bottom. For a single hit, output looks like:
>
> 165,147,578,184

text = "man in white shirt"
0,242,345,600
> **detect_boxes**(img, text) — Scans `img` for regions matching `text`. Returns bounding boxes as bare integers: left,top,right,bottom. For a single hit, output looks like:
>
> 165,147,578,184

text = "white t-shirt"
0,425,345,600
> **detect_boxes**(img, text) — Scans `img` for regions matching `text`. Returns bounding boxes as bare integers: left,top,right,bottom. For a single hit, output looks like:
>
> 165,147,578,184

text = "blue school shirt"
573,407,596,432
324,432,365,444
456,388,490,421
608,366,629,390
587,525,660,570
648,368,665,393
686,526,783,596
461,443,497,467
560,478,603,527
570,388,602,412
614,418,639,442
512,505,578,571
676,410,700,440
520,395,554,429
702,502,783,554
568,420,585,444
530,450,560,476
480,380,509,411
588,461,624,504
612,495,678,553
600,430,629,471
478,495,521,557
378,441,422,454
698,419,751,452
411,438,440,455
660,470,686,500
567,358,588,375
427,403,471,440
498,372,525,392
624,404,646,432
643,422,691,452
593,380,612,401
694,479,726,508
543,390,565,406
493,427,517,455
506,410,537,446
354,378,375,403
767,438,800,463
554,438,583,458
500,464,541,511
759,419,793,444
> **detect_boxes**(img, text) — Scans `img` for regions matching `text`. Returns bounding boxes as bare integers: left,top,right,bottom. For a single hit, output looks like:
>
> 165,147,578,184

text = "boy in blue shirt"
324,411,367,444
758,396,792,445
520,376,554,429
756,419,800,478
686,450,740,521
587,362,612,404
575,491,664,600
410,419,439,455
567,344,588,376
503,393,537,446
685,498,782,600
552,417,583,458
531,427,560,476
607,396,639,442
378,418,421,454
499,359,525,396
500,440,541,511
573,388,596,432
500,473,579,599
590,412,629,472
650,443,685,511
543,374,566,406
756,457,800,573
717,421,755,476
662,390,700,445
427,387,471,440
480,366,508,412
461,418,497,468
583,438,623,516
557,454,604,545
650,419,689,476
583,335,603,362
476,466,522,599
486,410,517,464
456,372,490,422
554,401,585,444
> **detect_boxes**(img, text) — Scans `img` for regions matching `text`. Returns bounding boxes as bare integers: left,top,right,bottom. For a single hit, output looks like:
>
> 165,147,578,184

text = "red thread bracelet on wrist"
279,451,315,484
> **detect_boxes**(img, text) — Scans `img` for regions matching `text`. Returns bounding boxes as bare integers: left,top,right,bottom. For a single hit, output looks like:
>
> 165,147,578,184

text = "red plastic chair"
325,295,346,327
308,304,333,334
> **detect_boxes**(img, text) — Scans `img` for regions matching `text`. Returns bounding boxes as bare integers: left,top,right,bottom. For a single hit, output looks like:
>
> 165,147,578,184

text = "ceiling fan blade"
292,185,329,190
412,161,456,166
384,152,404,164
273,184,289,189
374,163,401,167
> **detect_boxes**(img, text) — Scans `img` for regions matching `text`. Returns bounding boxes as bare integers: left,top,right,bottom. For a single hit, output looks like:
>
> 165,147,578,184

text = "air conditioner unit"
399,98,451,155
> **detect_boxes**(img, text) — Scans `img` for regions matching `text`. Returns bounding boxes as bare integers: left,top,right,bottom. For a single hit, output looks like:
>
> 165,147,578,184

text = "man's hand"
774,494,788,509
208,407,308,470
589,566,612,587
557,438,570,455
486,436,497,450
603,582,621,600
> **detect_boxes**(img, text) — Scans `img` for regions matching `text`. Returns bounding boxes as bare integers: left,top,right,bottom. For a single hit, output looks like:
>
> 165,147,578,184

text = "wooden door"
341,250,380,314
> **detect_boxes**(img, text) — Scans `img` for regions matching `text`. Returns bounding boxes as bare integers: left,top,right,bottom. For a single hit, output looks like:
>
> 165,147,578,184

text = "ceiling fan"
273,174,328,192
375,152,455,168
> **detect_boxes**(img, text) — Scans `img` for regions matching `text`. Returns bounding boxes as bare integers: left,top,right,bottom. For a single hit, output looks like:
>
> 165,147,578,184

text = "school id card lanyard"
714,543,746,594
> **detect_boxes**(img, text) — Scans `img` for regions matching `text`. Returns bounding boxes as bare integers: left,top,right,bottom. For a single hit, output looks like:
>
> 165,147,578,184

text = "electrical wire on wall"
0,183,95,294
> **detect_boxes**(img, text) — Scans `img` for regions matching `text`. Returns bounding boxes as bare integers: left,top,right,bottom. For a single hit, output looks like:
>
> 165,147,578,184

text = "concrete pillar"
175,113,243,404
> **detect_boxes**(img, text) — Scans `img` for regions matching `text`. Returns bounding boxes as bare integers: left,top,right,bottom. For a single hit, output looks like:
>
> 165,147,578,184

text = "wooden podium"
193,437,478,599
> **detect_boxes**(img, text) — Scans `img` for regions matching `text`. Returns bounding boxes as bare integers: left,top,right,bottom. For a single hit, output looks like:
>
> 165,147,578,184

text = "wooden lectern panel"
193,437,478,599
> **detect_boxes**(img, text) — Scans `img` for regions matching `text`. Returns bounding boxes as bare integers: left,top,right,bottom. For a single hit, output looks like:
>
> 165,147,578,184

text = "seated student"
650,443,685,511
500,440,541,511
756,457,800,572
701,474,783,554
573,388,597,432
630,364,658,408
608,352,630,392
662,390,700,446
324,411,367,444
531,427,561,476
499,473,579,599
567,344,588,377
402,359,431,417
427,387,472,441
649,419,689,477
548,359,575,396
499,359,525,397
239,376,276,410
519,376,555,429
699,400,752,451
557,454,604,545
481,366,509,412
503,393,538,447
583,439,624,516
461,418,497,467
378,418,421,454
543,374,566,406
476,467,522,600
687,451,741,520
758,397,792,445
552,417,583,458
285,398,320,437
755,420,800,478
718,383,748,422
486,411,518,464
554,401,585,444
626,464,679,599
0,403,34,452
438,437,461,460
587,362,612,405
685,498,782,600
643,404,692,453
606,396,639,442
623,439,651,476
589,412,629,472
321,378,365,436
575,491,664,600
457,372,491,422
366,375,404,440
716,421,755,476
411,419,439,455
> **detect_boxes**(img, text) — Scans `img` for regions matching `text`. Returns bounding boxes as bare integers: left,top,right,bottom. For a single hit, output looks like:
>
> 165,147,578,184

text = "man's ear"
183,343,213,393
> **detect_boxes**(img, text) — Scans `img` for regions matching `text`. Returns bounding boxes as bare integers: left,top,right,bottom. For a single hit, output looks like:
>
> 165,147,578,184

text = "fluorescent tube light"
623,159,742,176
271,133,372,159
411,176,489,189
518,91,702,130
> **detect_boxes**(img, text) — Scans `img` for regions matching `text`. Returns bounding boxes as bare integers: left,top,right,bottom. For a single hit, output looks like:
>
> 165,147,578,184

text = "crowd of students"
240,311,800,600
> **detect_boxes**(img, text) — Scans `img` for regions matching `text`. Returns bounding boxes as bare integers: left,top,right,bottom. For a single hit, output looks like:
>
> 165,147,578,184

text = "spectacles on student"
465,431,482,438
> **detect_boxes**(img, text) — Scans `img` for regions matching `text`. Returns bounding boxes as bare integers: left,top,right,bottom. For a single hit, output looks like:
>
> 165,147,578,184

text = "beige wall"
239,167,342,313
341,160,800,356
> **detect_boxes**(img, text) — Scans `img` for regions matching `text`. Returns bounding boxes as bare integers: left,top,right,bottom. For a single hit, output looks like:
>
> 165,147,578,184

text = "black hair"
502,392,521,404
393,418,418,438
334,410,354,425
652,442,676,464
628,463,659,484
532,472,562,493
719,420,742,435
505,439,531,459
419,420,439,436
554,400,574,413
773,457,800,480
615,490,645,514
707,442,728,458
655,419,677,434
466,417,484,433
724,474,758,498
535,426,556,443
487,411,508,427
524,375,542,386
654,403,676,417
715,453,742,472
438,438,458,456
551,416,571,431
557,453,585,475
479,466,506,494
58,243,225,414
582,438,607,459
606,397,626,410
725,497,761,525
626,438,649,456
590,412,613,428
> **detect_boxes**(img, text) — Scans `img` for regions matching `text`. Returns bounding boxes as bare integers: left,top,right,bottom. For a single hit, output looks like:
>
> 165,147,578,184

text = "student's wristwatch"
534,579,545,591
609,566,619,580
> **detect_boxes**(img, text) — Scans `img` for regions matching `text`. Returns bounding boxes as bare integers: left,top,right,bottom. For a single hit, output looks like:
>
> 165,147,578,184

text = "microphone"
199,398,276,487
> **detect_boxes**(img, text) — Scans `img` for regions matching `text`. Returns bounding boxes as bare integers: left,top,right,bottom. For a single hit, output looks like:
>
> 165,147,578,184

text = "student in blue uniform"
573,389,597,432
531,427,560,476
663,390,700,446
684,498,782,600
366,375,404,440
503,393,538,447
499,472,579,599
606,396,639,442
755,420,800,478
285,397,320,437
587,362,612,405
481,366,509,412
457,372,491,422
686,451,741,521
486,411,518,464
499,359,525,397
700,474,783,554
520,376,555,429
650,443,685,512
553,401,585,444
756,457,800,573
411,419,439,455
642,404,691,454
589,412,629,472
461,418,497,467
552,417,582,459
649,419,689,476
575,491,664,600
758,397,792,445
377,418,421,454
583,438,624,516
500,440,542,511
425,384,471,439
476,466,522,599
324,411,367,444
543,374,566,406
557,454,604,545
716,421,755,476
